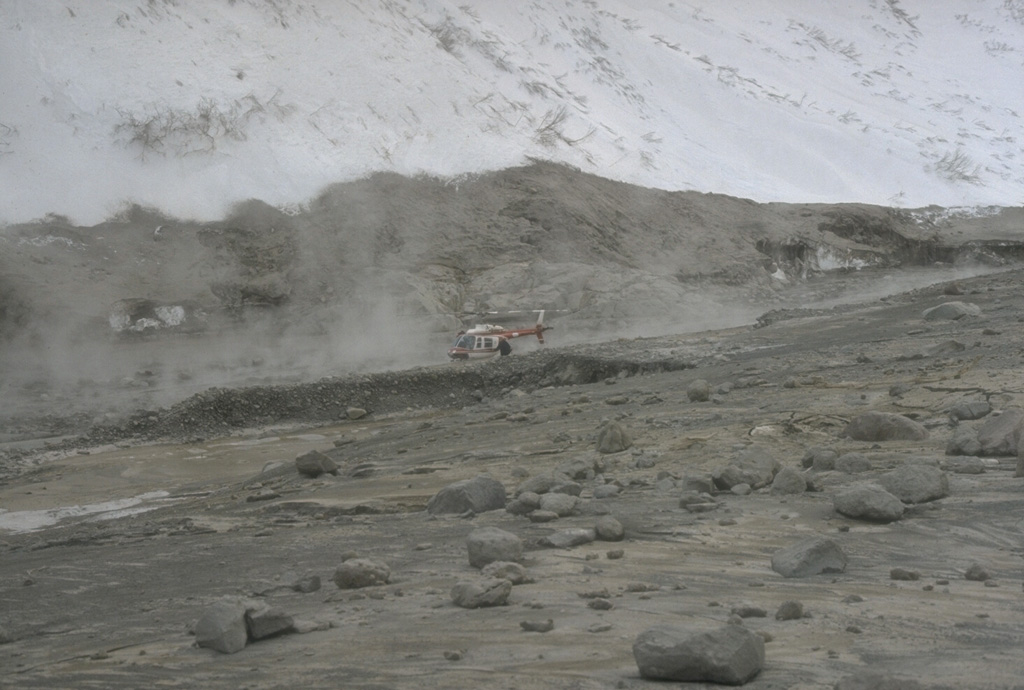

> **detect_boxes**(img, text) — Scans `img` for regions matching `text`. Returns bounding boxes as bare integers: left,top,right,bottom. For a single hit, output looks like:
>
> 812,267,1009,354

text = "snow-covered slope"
1,0,1022,225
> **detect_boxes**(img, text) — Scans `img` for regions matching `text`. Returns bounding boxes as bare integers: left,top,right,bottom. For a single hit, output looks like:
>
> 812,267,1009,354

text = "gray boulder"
538,492,579,517
466,527,523,568
878,465,949,503
835,452,872,474
480,561,531,585
596,420,633,453
770,466,807,495
294,449,339,478
594,515,625,541
833,484,905,523
333,558,390,589
245,605,294,641
515,472,574,496
680,473,715,493
976,407,1024,456
592,483,621,499
922,301,981,321
633,625,764,684
540,527,597,548
949,400,992,422
801,446,838,470
195,599,249,654
450,578,512,609
686,379,712,402
426,475,506,515
713,447,780,490
946,426,982,456
771,536,848,578
844,412,927,442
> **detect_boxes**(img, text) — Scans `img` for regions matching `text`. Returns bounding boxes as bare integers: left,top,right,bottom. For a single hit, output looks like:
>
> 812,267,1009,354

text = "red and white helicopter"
447,310,549,360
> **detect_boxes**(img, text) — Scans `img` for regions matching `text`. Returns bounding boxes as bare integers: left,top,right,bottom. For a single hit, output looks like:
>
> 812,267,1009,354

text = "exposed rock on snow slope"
1,0,1023,225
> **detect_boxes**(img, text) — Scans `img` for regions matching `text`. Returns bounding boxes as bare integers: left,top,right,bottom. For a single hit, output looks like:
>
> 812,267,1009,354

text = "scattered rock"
333,558,390,589
450,578,512,608
541,527,597,548
770,466,807,495
975,407,1024,456
481,561,531,585
592,484,620,499
594,515,625,541
878,464,948,504
291,575,321,593
538,492,579,517
922,301,981,321
835,452,872,474
843,412,927,442
730,605,767,618
680,473,715,493
245,604,295,641
713,447,780,490
802,446,838,470
528,510,559,523
294,449,339,478
687,379,712,402
195,599,249,654
833,484,904,523
775,600,804,620
948,400,992,422
596,420,633,454
466,527,523,568
946,427,982,456
426,475,507,515
587,597,613,610
890,568,920,581
771,537,848,578
964,563,990,581
633,625,765,684
520,619,554,633
346,407,367,420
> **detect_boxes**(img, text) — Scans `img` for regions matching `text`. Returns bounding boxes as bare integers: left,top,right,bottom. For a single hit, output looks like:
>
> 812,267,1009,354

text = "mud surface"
2,267,1024,689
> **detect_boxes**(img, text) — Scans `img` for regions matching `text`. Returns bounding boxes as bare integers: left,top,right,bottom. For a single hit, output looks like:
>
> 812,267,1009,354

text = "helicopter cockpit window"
453,335,475,349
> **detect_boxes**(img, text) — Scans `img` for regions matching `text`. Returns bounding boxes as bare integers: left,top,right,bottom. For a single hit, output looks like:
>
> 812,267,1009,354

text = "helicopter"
447,310,549,360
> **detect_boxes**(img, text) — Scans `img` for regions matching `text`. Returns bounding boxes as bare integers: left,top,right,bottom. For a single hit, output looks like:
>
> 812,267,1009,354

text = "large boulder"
466,527,523,568
843,412,927,442
245,604,295,641
878,464,949,504
771,536,848,578
976,407,1024,456
633,625,764,684
426,475,507,515
833,484,905,523
195,599,249,654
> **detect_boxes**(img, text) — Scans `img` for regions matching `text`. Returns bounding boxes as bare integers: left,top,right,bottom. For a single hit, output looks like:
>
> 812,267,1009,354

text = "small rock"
596,420,633,454
594,515,625,541
843,412,927,442
833,484,905,523
346,407,367,420
964,563,990,581
333,559,390,589
922,301,981,321
481,561,531,585
606,549,625,559
592,484,621,499
771,536,848,578
294,450,339,478
587,598,613,610
770,466,807,495
687,379,712,402
835,452,872,474
538,492,579,517
528,510,560,523
451,578,512,608
890,568,920,581
775,600,804,621
245,605,294,641
541,528,597,548
291,575,321,593
520,619,554,633
878,464,949,504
